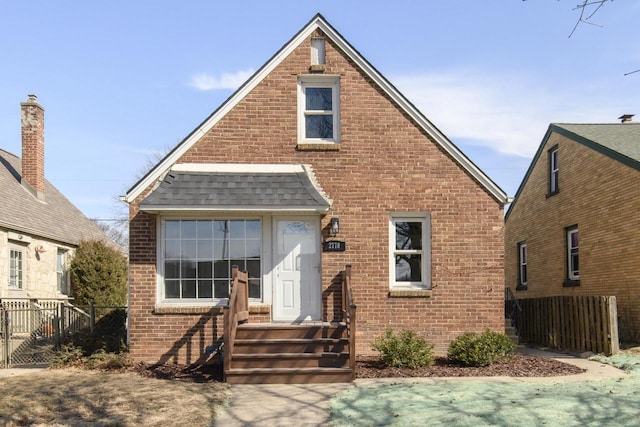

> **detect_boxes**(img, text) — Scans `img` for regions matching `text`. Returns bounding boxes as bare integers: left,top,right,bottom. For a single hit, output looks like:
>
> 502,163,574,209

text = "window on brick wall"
160,219,262,303
517,241,528,289
548,146,559,196
564,225,580,286
389,214,431,290
298,76,340,144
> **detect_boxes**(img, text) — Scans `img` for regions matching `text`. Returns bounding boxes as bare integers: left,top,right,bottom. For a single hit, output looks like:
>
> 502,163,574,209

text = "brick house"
124,14,508,382
1,95,108,302
505,118,640,343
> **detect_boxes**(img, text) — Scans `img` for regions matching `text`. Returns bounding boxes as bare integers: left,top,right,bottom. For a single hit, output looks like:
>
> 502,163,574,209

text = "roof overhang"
138,163,332,214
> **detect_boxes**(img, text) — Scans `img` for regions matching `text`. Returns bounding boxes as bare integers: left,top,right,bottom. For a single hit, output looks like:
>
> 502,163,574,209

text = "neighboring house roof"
124,13,508,205
139,164,332,212
505,122,640,220
0,148,107,246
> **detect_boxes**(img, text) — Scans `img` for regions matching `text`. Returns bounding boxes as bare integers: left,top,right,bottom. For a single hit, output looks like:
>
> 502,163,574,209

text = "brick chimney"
20,94,45,200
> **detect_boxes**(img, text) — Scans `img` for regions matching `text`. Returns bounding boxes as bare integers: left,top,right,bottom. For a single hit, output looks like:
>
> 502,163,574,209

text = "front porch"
223,265,356,384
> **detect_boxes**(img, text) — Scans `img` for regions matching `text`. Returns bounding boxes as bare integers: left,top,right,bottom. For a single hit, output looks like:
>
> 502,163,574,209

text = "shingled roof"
0,148,108,246
552,123,640,169
505,122,640,220
140,164,332,212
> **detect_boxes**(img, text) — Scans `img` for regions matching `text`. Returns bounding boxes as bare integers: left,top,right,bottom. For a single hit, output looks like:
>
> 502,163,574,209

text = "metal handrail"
504,287,522,335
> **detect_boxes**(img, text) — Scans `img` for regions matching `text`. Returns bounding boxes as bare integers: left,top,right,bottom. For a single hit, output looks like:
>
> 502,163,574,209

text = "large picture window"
298,76,340,144
9,248,24,289
162,219,261,302
389,215,431,290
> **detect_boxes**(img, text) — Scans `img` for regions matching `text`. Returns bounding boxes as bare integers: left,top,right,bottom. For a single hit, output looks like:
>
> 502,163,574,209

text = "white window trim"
567,227,579,281
549,147,559,194
389,213,431,290
518,242,527,287
156,215,270,307
57,249,69,295
9,246,25,290
297,75,340,145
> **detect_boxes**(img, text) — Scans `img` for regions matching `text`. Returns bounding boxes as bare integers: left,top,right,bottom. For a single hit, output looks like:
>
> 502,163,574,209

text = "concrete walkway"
213,349,627,426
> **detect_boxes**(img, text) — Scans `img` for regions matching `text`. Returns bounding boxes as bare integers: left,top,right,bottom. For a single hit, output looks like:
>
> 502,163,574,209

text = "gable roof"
139,164,332,212
124,13,507,205
505,122,640,220
0,148,108,246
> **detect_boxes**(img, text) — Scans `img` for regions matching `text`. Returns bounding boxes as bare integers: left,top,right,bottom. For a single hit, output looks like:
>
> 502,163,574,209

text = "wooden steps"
225,323,354,384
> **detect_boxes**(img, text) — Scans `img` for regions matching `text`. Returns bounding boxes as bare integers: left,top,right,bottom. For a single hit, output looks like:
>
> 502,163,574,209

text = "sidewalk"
214,349,627,426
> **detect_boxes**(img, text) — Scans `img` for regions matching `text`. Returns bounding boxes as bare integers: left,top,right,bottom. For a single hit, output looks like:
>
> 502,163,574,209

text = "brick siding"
129,31,505,364
506,131,640,341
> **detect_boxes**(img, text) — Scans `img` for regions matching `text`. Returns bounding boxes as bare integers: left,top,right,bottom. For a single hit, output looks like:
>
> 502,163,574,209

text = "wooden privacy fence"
517,296,619,355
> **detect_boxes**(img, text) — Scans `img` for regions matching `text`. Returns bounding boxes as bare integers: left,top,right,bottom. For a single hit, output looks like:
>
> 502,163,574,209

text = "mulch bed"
132,353,585,383
356,354,585,378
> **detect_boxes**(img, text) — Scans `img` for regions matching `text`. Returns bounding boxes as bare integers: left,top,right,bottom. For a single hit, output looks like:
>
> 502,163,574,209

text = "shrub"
371,329,434,368
50,344,85,369
66,308,128,355
70,239,127,307
447,329,515,367
51,345,131,370
85,350,131,370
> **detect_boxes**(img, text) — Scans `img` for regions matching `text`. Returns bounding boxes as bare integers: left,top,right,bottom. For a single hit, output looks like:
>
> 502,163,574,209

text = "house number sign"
323,241,346,252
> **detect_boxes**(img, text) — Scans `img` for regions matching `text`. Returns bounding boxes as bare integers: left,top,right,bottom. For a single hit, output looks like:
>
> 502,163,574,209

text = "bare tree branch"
569,0,610,38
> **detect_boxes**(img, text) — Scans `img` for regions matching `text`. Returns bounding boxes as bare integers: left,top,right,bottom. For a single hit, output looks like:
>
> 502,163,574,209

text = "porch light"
330,217,340,236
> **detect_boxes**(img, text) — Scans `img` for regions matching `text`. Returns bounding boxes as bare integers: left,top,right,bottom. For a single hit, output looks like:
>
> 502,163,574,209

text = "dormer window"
298,76,340,145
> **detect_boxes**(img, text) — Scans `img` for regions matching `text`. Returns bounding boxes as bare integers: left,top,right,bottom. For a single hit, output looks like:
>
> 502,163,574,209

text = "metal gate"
1,301,58,367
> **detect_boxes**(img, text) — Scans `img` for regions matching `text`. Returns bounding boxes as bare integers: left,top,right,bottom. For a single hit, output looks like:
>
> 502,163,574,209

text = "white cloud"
189,69,255,91
391,70,623,158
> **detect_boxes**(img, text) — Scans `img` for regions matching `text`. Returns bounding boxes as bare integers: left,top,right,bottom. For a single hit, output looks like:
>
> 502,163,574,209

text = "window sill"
154,305,224,315
153,303,271,315
296,143,340,151
388,289,432,298
563,279,581,288
515,284,528,291
546,189,559,198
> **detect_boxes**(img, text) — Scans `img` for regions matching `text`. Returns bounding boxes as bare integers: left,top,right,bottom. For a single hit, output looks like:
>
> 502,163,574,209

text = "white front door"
272,218,321,322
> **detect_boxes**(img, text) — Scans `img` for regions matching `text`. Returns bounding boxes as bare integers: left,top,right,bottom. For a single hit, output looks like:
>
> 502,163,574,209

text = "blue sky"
1,1,638,221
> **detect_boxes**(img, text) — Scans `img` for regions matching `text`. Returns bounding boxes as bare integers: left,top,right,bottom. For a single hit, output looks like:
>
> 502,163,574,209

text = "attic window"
298,75,340,145
311,38,326,66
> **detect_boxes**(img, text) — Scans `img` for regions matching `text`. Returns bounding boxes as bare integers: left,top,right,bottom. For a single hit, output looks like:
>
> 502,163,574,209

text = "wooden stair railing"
223,264,356,383
342,264,357,380
223,266,249,381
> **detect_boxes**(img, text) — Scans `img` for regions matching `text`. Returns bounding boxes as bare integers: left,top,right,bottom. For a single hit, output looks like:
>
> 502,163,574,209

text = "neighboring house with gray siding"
1,95,109,302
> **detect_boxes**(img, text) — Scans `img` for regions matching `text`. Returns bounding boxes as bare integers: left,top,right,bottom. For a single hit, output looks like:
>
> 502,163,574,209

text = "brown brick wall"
505,131,640,341
129,32,505,363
